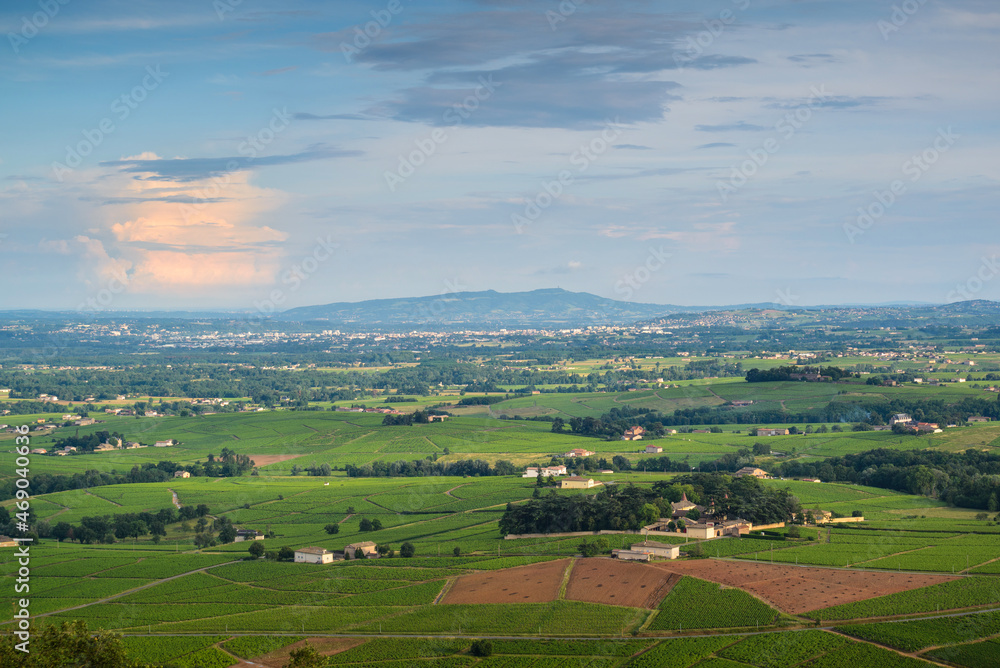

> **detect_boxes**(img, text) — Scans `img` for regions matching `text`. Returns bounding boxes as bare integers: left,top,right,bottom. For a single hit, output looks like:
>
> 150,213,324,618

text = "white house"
630,541,680,560
294,547,336,564
522,465,568,478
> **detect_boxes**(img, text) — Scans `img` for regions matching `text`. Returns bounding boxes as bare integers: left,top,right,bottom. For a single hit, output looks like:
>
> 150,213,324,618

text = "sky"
1,0,998,311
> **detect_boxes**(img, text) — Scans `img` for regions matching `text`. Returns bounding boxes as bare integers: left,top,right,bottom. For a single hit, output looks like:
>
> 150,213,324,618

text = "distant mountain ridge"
0,291,996,327
276,289,999,327
277,288,676,325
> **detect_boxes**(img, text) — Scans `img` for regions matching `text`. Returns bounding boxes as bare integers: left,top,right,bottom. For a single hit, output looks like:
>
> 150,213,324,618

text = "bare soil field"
442,558,571,604
565,558,681,609
231,637,364,668
651,560,957,614
248,454,306,466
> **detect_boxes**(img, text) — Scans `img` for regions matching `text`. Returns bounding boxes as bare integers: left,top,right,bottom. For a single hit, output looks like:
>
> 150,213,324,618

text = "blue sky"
2,0,998,310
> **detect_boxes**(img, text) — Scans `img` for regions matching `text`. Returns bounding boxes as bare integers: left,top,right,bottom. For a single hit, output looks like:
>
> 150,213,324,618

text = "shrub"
400,542,416,558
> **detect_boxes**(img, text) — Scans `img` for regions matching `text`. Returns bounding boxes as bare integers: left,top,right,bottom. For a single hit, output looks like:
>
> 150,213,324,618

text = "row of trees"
745,366,854,383
775,448,1000,510
25,504,210,545
345,458,518,478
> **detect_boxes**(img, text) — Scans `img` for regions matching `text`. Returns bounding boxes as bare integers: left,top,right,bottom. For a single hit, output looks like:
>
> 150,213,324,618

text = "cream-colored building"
630,540,679,559
344,541,379,560
294,547,336,564
560,476,600,489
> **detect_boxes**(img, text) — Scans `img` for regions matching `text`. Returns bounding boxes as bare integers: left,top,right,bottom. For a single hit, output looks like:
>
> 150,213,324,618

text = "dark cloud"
787,53,839,65
763,95,889,110
314,8,753,129
100,144,362,182
695,122,767,132
84,195,233,205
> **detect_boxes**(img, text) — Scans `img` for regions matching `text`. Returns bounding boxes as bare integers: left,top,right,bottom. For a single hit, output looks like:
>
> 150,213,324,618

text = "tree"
354,547,365,560
686,508,701,521
359,518,373,532
453,546,461,557
194,533,215,549
196,504,210,517
470,640,493,657
248,541,266,558
640,503,660,526
324,523,340,535
0,620,130,667
551,418,565,433
52,521,73,542
278,546,295,561
371,518,383,531
284,642,325,668
218,524,237,544
400,541,416,558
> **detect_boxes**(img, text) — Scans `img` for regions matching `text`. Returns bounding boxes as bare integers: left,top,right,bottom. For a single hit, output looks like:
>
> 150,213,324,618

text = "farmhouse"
630,540,679,560
622,426,645,441
683,519,751,540
75,418,96,426
563,448,594,458
644,444,663,454
234,529,264,542
428,415,449,422
523,465,567,478
560,476,600,489
757,428,789,436
807,509,834,523
801,478,822,483
154,440,174,448
0,536,18,547
968,416,992,423
730,400,753,407
294,547,336,564
174,471,191,478
890,413,912,426
611,549,651,562
344,541,379,560
734,467,769,479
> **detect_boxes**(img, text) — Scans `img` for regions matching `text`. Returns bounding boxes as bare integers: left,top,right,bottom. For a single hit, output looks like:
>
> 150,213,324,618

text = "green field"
6,376,1000,666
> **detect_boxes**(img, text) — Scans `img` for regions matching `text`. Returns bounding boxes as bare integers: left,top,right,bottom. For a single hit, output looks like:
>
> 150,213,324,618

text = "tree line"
776,448,1000,511
345,458,518,478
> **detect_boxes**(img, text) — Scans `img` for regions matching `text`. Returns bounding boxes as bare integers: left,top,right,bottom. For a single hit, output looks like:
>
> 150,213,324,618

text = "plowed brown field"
565,558,681,608
442,558,571,604
651,560,958,614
